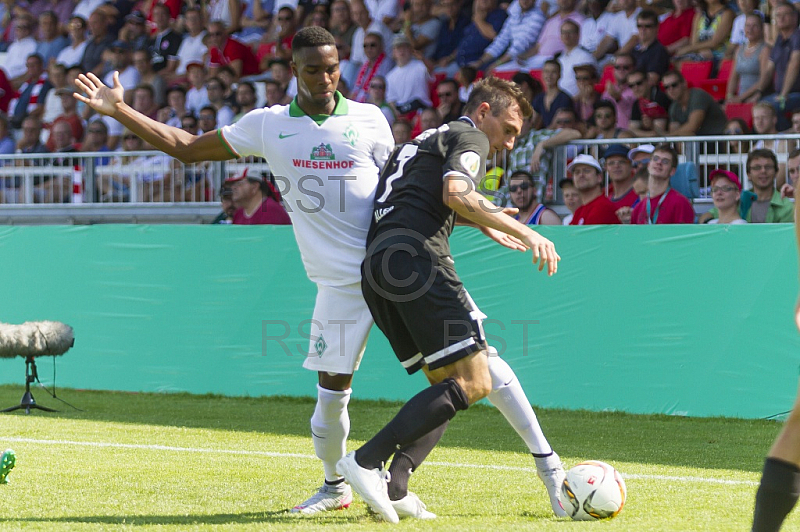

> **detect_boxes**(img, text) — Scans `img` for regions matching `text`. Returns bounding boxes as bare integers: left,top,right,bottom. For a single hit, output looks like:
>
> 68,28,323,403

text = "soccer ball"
558,460,627,521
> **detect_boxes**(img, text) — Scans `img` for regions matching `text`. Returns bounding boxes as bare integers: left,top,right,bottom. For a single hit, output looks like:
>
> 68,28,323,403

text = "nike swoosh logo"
279,132,299,139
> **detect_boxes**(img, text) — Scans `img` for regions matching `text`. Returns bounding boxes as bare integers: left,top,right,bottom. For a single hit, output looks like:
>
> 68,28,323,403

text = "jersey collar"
457,115,476,128
289,91,349,125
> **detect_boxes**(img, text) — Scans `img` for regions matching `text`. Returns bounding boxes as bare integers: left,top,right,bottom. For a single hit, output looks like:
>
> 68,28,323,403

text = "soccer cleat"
535,452,568,517
391,491,436,519
0,449,15,485
336,451,399,523
291,482,353,515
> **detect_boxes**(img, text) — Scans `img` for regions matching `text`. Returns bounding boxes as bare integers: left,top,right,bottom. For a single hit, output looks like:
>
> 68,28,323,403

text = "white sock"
486,355,553,456
311,384,351,482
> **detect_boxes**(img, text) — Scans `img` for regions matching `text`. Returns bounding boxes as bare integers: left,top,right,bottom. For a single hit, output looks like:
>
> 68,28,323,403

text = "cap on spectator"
567,154,603,173
219,184,233,198
709,169,742,191
628,144,655,161
185,60,205,71
125,10,146,23
111,40,130,51
603,144,629,160
224,167,261,183
392,34,412,48
55,87,77,96
558,178,575,189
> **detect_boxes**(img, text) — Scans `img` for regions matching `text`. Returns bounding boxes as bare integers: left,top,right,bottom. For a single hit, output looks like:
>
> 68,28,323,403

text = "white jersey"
220,94,394,286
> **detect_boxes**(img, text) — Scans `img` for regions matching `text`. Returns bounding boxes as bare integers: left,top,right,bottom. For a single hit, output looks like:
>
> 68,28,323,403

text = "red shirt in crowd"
658,10,695,48
232,197,292,225
609,188,639,210
570,194,621,225
209,38,260,77
256,34,294,64
631,189,694,224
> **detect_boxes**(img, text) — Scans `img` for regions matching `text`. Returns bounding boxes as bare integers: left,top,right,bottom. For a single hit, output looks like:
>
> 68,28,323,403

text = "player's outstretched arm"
74,71,232,164
456,209,527,251
444,175,560,275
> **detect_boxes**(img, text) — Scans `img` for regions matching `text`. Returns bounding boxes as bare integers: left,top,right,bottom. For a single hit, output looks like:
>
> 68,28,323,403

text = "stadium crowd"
1,0,800,224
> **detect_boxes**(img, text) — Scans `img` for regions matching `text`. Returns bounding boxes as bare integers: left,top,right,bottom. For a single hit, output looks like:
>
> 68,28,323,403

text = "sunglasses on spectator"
725,128,743,134
711,186,738,193
278,15,293,21
637,23,655,28
508,182,531,192
615,64,632,70
199,115,215,120
628,79,645,87
663,81,681,90
632,158,650,168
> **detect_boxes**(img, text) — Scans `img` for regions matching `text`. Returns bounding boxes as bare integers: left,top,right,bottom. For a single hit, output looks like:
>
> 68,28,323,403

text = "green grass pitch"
0,384,795,531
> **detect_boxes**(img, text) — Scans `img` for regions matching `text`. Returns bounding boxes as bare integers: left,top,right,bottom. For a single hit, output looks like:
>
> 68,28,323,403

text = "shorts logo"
311,143,336,161
315,334,328,357
460,151,481,179
343,124,358,147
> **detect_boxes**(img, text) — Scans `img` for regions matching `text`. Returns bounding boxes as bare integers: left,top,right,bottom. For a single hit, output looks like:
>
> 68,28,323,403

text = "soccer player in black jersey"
336,76,561,522
752,192,800,531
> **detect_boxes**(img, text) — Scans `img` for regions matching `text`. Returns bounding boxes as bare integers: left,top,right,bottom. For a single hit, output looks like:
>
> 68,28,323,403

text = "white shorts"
302,282,374,374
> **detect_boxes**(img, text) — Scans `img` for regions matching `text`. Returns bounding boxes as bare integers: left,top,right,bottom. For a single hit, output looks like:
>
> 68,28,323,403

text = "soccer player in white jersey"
74,26,567,520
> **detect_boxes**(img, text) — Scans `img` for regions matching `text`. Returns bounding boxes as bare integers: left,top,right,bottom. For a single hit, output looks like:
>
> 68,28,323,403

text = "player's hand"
480,226,527,251
522,230,560,275
74,71,124,117
795,297,800,333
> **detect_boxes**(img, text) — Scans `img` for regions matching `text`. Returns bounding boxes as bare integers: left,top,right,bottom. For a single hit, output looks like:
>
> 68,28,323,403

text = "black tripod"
2,356,57,414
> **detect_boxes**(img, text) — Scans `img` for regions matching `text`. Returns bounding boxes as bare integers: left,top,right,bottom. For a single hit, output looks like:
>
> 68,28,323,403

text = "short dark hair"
438,78,459,93
166,85,186,97
637,8,659,25
593,99,616,115
463,76,533,119
509,170,535,183
654,143,678,169
134,83,155,98
790,148,800,159
747,148,779,172
543,59,561,74
199,105,217,116
237,81,256,94
292,26,336,55
662,70,685,84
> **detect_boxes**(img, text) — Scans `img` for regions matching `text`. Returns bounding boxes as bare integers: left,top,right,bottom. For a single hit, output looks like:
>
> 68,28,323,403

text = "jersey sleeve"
371,106,395,171
218,109,267,158
441,127,490,186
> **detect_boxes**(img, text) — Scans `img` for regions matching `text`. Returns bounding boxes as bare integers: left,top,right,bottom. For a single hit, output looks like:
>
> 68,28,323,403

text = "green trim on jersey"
217,129,240,158
289,91,349,125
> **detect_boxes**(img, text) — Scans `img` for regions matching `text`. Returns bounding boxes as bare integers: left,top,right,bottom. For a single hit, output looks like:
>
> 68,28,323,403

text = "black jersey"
366,119,490,260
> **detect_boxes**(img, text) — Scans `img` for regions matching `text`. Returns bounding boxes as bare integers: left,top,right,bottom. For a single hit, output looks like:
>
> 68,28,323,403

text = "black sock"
387,421,450,501
752,457,800,532
356,378,468,470
532,452,553,458
324,477,345,487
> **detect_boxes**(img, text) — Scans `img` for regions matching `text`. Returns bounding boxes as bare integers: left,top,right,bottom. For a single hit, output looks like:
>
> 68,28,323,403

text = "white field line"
0,436,758,486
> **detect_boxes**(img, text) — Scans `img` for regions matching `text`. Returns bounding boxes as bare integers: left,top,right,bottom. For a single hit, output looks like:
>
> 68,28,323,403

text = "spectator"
556,20,596,98
631,9,671,86
228,169,291,225
81,9,114,76
268,58,296,98
391,119,412,144
15,116,48,155
674,0,734,62
35,10,68,66
659,0,697,55
455,0,507,68
587,100,634,145
132,83,159,120
180,113,198,135
197,105,218,133
80,119,111,159
741,148,794,222
41,62,67,126
104,40,141,101
8,54,52,130
161,85,188,127
430,0,468,76
758,2,800,130
235,0,272,45
617,165,649,222
531,59,573,130
520,0,585,69
208,20,260,80
419,106,442,131
780,147,800,197
471,0,545,72
603,143,637,210
185,62,210,116
257,6,296,69
628,143,654,171
752,102,789,168
206,76,235,127
349,0,394,67
512,72,542,107
580,0,615,61
731,0,762,47
0,113,14,154
568,153,621,224
350,32,392,103
627,69,670,137
264,78,290,106
707,169,747,223
600,54,636,129
208,0,242,33
232,81,257,122
174,7,208,78
73,0,105,22
149,4,182,77
212,182,236,224
108,130,174,202
724,117,751,158
593,0,640,62
401,0,440,59
28,0,74,32
456,64,478,101
4,15,38,84
726,13,771,103
435,78,463,123
46,87,83,151
132,49,166,107
558,177,581,224
507,170,561,225
385,33,432,116
663,70,727,136
0,69,13,114
55,15,88,70
329,0,357,48
367,75,395,125
117,10,150,53
631,144,695,224
572,64,601,123
505,113,581,190
40,119,78,203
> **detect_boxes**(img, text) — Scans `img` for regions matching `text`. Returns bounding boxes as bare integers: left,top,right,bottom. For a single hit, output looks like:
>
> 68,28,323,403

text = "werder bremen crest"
311,143,336,160
315,334,328,357
343,124,358,147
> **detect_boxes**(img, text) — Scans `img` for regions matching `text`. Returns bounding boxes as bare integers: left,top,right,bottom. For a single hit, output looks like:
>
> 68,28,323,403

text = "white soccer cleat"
535,452,568,517
336,451,399,523
291,482,353,515
391,491,436,519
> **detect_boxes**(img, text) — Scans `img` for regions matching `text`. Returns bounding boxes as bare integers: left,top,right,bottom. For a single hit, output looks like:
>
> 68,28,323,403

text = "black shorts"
361,245,487,374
